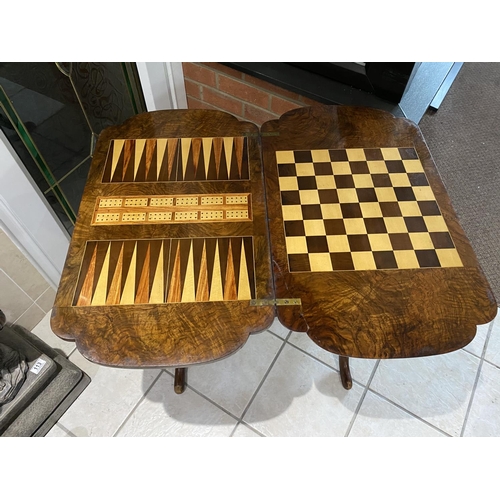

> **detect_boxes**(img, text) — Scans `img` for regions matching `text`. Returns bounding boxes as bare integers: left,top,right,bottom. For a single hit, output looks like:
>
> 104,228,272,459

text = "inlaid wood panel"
73,237,256,306
52,106,496,370
92,194,252,225
261,105,497,360
276,146,462,272
101,136,250,182
51,109,274,368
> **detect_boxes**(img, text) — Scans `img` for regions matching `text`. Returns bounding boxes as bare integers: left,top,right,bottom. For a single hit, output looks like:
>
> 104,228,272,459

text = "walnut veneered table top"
50,110,274,367
51,106,497,368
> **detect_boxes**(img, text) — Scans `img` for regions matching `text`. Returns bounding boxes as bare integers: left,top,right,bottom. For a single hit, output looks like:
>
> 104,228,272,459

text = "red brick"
202,87,243,116
182,63,216,87
218,75,270,109
184,79,202,100
242,73,305,102
187,96,222,112
270,95,302,116
201,63,244,80
243,104,279,126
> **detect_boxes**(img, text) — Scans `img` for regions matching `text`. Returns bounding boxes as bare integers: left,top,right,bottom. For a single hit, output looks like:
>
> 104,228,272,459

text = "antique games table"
51,106,497,392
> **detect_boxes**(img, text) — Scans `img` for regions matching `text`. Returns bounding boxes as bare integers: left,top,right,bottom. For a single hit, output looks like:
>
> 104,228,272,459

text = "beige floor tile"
116,371,238,437
370,350,480,436
0,269,33,323
187,331,283,418
463,361,500,437
243,343,365,436
267,317,291,339
462,321,491,357
0,230,50,300
31,310,76,356
58,349,161,436
288,332,378,385
14,302,45,330
484,313,500,367
349,391,447,437
36,287,57,313
232,423,262,437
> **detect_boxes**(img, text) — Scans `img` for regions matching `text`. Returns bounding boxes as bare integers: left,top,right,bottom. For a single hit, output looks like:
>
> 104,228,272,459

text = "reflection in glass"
0,62,145,234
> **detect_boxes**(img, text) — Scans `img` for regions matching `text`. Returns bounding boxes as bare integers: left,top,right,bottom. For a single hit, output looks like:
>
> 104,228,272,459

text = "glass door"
0,62,146,234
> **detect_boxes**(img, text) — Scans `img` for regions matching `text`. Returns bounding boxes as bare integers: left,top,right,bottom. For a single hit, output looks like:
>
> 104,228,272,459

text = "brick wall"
182,63,322,127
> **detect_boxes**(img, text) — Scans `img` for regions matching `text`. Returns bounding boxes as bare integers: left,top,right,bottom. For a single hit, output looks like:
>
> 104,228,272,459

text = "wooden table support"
174,368,187,394
339,356,352,390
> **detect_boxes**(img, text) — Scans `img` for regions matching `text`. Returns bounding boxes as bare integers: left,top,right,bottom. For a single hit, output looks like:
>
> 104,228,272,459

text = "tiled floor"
31,309,500,437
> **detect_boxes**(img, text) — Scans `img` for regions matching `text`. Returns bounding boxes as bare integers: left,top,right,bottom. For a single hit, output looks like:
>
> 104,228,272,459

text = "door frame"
136,62,188,111
0,129,70,288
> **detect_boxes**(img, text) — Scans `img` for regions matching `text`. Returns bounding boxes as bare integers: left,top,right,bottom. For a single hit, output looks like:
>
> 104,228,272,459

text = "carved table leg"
339,356,352,390
174,367,187,394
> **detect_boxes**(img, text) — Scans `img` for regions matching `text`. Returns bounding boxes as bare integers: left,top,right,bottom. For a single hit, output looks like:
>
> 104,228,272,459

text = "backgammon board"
51,111,274,368
51,106,497,389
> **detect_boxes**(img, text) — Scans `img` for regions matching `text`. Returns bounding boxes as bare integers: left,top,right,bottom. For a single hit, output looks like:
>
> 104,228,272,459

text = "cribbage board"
91,194,252,225
51,107,496,373
276,147,463,273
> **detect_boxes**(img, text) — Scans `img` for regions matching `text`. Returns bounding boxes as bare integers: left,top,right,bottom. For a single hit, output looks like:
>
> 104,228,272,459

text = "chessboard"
73,237,256,306
102,136,250,183
276,147,463,272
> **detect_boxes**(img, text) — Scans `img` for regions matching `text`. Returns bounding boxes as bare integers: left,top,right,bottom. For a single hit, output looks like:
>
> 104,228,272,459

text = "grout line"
462,347,483,361
0,268,38,301
482,358,500,370
480,321,496,362
35,286,57,313
156,335,293,436
461,318,497,359
344,360,381,437
278,332,381,387
0,270,36,325
32,285,51,304
14,302,46,328
232,421,266,438
112,369,165,437
266,328,291,342
12,301,40,323
238,334,290,425
36,297,55,315
145,368,244,429
460,320,495,437
67,346,77,359
55,422,77,437
283,337,340,373
175,373,242,424
366,386,453,437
